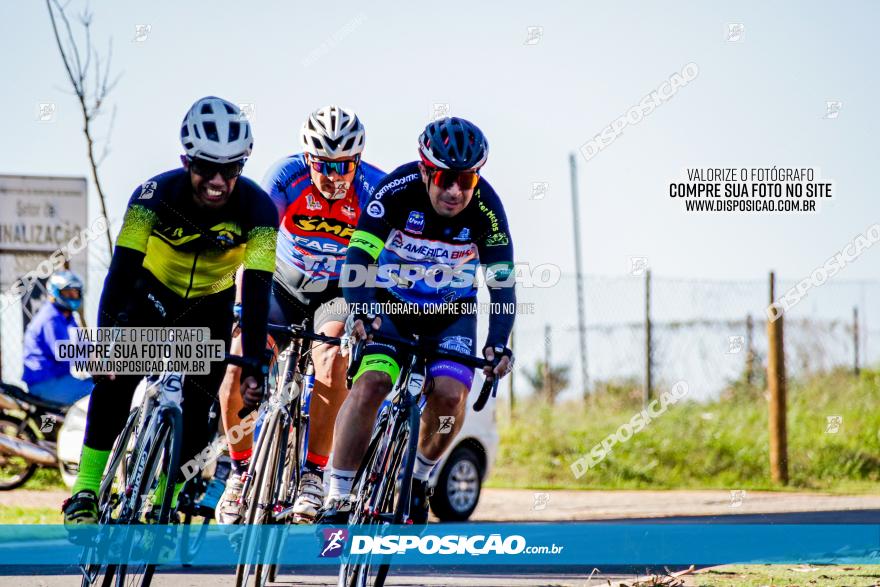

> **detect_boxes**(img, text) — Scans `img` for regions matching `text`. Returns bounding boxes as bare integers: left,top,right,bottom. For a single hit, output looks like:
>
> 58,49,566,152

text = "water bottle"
300,366,315,470
253,409,265,442
199,456,231,511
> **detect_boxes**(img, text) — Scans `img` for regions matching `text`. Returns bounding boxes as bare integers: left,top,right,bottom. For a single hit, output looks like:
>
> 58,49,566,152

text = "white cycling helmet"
300,105,365,159
180,96,253,163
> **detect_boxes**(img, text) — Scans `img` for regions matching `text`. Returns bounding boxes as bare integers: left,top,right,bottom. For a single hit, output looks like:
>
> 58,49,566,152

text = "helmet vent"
228,121,240,142
203,121,219,142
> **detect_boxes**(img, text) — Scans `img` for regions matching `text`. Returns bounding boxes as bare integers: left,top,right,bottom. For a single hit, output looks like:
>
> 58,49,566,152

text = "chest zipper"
184,252,200,298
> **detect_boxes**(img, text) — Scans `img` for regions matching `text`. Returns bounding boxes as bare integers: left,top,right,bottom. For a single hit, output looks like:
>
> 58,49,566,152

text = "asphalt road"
1,489,878,586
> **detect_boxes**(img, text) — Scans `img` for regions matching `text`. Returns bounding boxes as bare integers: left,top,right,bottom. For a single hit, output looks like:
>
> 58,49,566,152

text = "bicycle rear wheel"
339,408,410,587
266,390,306,583
371,405,422,586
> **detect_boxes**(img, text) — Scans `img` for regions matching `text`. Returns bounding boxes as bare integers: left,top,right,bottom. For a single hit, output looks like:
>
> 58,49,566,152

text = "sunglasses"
189,158,244,180
428,168,480,190
309,156,360,176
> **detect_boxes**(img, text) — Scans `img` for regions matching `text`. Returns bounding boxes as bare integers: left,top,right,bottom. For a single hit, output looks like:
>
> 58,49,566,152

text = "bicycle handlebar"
345,328,501,412
232,323,342,419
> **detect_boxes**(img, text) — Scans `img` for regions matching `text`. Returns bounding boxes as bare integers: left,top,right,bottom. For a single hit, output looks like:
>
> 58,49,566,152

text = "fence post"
644,269,653,407
509,326,515,416
767,271,789,485
745,314,755,386
853,306,860,376
543,324,552,399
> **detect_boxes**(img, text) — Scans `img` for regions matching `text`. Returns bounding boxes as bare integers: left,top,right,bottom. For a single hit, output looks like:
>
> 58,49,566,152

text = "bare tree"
46,0,120,258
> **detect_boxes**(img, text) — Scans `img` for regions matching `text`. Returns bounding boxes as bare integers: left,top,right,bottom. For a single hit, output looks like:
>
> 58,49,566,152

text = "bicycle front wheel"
79,407,139,587
115,410,182,587
235,407,286,587
340,409,411,587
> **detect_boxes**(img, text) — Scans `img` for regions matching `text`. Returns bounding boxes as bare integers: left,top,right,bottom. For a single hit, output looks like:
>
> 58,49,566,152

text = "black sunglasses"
189,157,244,180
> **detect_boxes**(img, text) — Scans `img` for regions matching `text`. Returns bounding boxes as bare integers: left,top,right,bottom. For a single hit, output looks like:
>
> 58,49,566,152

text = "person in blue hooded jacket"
22,270,93,406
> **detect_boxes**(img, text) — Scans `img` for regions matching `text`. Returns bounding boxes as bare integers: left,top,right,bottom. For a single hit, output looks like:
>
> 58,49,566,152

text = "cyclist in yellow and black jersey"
62,96,278,527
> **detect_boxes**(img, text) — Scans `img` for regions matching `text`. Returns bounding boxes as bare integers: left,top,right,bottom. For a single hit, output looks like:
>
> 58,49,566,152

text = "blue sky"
3,1,879,392
4,0,878,282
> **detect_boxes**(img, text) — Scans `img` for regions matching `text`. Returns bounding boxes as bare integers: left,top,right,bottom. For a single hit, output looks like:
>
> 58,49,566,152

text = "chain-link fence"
2,265,877,402
508,273,879,402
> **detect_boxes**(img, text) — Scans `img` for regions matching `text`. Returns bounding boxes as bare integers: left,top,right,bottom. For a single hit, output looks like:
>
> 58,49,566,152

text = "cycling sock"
327,467,356,500
412,452,439,482
153,473,185,509
231,447,252,475
303,451,329,475
232,458,250,476
71,446,111,496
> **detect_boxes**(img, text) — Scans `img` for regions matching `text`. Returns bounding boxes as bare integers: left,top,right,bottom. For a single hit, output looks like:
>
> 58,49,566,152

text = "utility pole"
853,306,860,376
508,327,515,415
745,314,755,386
543,324,552,400
767,271,789,485
643,269,653,406
568,153,589,399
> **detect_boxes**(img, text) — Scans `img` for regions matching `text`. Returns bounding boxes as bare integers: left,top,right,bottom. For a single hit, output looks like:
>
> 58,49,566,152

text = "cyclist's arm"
97,201,157,327
475,189,516,349
260,155,303,223
239,190,278,362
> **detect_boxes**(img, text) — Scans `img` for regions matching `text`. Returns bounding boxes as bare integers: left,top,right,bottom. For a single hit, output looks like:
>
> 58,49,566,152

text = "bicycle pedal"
272,504,292,521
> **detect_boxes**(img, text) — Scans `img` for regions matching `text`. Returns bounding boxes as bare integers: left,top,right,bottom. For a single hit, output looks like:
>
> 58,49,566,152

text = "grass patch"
0,506,61,524
694,564,880,586
24,468,65,490
490,368,880,491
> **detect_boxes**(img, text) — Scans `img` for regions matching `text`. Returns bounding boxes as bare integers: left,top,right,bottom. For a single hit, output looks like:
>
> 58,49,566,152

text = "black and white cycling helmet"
301,105,365,159
418,117,488,171
180,96,253,163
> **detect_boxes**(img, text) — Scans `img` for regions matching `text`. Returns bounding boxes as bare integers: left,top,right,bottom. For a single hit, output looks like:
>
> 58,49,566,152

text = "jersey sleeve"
239,182,278,361
242,181,279,273
474,183,514,272
115,180,162,254
473,182,516,348
260,155,308,225
98,179,163,326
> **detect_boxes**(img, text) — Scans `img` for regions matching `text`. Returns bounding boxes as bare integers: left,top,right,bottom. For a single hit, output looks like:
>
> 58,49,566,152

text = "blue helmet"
418,117,489,171
47,270,84,312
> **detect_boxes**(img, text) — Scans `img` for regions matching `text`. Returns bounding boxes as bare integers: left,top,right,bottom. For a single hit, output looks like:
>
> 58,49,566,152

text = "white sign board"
0,175,89,290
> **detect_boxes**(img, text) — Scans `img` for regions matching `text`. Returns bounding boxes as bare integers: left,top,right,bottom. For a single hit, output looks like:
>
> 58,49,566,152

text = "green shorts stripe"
353,353,400,384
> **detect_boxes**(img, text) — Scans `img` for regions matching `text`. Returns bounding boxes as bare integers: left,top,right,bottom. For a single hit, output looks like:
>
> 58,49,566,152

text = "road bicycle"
337,329,499,587
77,368,185,587
232,321,340,587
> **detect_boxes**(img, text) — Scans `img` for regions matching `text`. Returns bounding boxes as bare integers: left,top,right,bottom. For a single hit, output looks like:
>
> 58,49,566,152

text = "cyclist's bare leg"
330,370,391,472
307,320,348,458
292,321,348,519
418,376,467,460
218,333,257,458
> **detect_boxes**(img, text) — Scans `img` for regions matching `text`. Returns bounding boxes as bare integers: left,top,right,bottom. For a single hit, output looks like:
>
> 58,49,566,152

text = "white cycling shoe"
215,471,245,525
292,471,325,522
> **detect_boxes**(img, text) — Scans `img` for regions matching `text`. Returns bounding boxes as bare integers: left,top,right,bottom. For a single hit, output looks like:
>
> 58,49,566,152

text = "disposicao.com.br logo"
320,528,349,558
345,533,564,556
